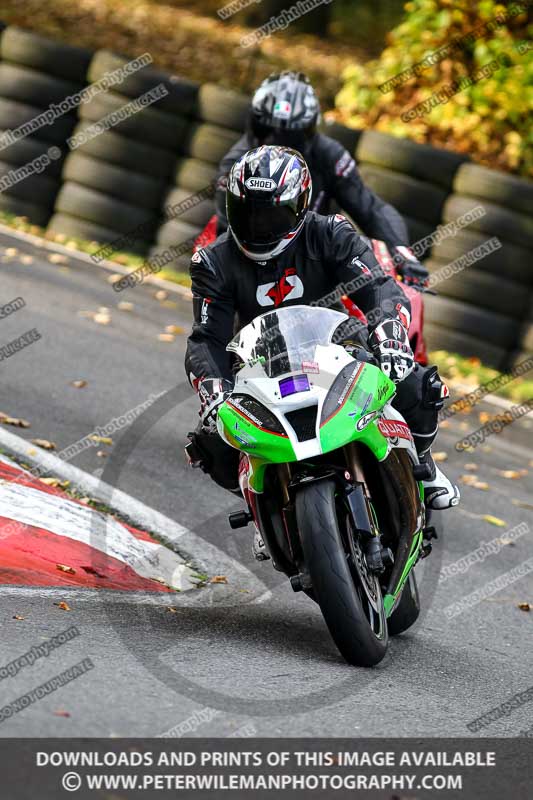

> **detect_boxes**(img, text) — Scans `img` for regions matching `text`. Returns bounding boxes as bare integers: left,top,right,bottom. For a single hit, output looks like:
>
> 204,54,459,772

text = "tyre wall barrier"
0,25,531,369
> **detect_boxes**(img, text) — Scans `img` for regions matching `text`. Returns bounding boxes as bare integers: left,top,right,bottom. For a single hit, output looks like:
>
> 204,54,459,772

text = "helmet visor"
227,194,299,248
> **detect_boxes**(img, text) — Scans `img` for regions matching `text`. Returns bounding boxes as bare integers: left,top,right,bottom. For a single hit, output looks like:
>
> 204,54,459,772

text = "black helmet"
226,145,312,262
250,71,320,153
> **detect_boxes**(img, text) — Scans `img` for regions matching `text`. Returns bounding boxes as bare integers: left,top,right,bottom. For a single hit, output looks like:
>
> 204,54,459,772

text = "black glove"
197,378,233,433
393,246,429,288
368,319,415,383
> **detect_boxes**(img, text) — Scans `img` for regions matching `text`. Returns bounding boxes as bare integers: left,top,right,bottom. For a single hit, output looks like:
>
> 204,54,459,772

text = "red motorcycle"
194,216,428,366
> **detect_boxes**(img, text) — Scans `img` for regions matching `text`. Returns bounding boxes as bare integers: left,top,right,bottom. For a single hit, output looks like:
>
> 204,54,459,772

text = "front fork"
343,442,389,573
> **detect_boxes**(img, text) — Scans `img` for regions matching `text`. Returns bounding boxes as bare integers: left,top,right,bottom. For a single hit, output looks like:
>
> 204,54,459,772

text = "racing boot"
419,450,460,510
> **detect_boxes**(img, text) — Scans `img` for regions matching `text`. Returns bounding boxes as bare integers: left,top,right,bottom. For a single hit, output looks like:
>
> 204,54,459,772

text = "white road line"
0,585,180,605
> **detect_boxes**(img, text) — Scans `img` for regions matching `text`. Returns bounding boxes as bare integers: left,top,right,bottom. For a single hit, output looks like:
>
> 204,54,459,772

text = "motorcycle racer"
186,146,459,556
214,70,429,288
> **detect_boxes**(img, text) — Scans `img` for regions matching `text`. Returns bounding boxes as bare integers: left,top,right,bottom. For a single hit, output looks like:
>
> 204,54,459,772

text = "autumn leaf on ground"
70,380,87,388
483,515,506,527
13,614,25,621
107,274,122,285
439,419,451,428
1,416,30,428
89,435,113,445
512,499,533,511
54,601,71,611
47,253,68,264
498,470,527,480
460,475,489,490
433,452,448,462
158,333,175,342
56,564,76,575
96,450,108,458
39,477,60,487
117,301,134,312
518,603,530,612
31,438,56,450
210,575,228,584
155,290,168,301
53,710,71,717
20,255,33,264
165,324,185,334
464,463,478,471
166,607,178,613
4,248,18,256
93,312,110,325
161,300,178,309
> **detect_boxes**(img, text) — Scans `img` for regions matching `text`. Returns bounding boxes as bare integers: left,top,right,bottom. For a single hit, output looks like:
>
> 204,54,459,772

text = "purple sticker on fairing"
279,374,310,398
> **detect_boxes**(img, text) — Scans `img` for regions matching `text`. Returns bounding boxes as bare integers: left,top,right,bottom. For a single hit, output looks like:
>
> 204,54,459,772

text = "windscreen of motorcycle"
227,305,349,379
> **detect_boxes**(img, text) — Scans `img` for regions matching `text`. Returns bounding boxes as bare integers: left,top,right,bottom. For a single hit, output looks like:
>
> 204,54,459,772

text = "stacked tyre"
356,130,467,258
0,27,92,226
48,50,204,255
149,83,245,272
426,164,533,370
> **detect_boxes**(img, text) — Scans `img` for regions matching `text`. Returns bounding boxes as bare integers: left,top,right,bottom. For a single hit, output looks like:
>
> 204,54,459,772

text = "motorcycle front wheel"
295,479,388,667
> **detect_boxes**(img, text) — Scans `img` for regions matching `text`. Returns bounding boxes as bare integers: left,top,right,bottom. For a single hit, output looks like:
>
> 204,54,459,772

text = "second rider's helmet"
249,71,320,154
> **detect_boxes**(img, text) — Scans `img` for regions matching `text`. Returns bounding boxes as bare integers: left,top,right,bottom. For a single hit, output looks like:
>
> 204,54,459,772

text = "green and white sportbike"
218,305,434,667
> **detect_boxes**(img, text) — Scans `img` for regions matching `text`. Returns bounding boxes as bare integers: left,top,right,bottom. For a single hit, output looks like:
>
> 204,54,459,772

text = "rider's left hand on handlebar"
369,319,415,383
393,246,430,289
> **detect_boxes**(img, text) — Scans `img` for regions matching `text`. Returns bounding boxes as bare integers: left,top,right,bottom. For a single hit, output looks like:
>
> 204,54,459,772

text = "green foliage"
335,0,533,177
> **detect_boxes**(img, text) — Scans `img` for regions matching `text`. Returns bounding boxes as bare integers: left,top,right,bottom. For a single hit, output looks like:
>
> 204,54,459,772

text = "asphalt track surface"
0,229,532,738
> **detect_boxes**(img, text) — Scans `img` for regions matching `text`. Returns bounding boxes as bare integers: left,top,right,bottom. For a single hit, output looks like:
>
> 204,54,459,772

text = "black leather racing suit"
185,213,441,490
215,133,409,253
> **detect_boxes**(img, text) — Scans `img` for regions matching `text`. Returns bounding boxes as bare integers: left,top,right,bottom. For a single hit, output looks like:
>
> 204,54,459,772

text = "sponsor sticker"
245,177,277,191
302,360,320,374
377,418,413,441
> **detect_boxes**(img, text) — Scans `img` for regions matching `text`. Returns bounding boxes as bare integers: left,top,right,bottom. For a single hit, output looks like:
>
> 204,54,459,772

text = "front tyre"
295,480,388,667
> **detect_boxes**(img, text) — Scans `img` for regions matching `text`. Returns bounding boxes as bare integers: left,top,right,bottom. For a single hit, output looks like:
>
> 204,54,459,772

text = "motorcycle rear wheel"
295,479,388,667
